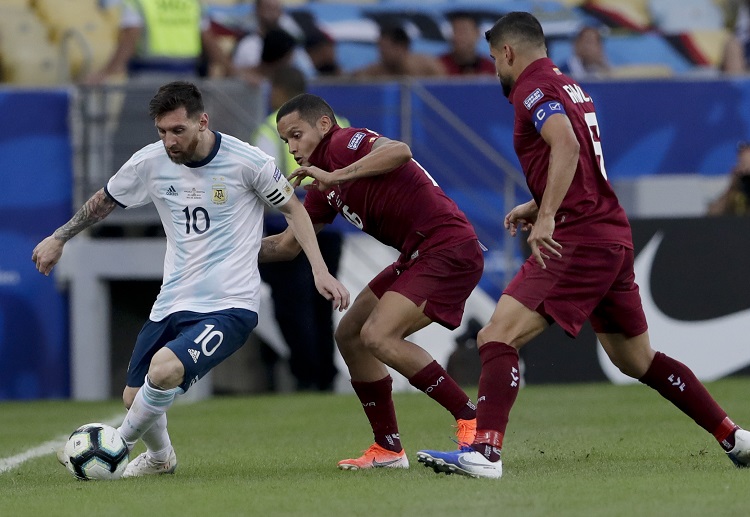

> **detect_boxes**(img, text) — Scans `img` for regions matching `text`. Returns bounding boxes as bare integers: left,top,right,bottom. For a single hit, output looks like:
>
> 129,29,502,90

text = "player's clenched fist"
31,236,64,276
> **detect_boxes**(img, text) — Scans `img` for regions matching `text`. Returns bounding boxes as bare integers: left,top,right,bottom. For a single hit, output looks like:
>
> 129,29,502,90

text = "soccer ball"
63,423,129,480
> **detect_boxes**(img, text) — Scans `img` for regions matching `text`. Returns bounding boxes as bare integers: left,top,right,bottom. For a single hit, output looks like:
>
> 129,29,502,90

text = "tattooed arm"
32,188,117,275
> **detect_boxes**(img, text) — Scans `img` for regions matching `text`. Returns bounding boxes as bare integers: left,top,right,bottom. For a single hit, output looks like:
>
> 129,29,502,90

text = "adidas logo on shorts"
188,348,200,363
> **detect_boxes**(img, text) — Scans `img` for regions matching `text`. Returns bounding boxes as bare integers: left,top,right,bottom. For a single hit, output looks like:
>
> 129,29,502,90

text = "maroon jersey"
508,57,632,248
304,125,477,256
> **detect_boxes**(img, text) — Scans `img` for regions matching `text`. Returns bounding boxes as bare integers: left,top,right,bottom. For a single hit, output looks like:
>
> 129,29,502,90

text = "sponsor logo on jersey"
273,167,282,182
347,131,366,150
523,88,543,110
549,102,562,111
212,183,227,204
165,185,178,196
184,187,205,200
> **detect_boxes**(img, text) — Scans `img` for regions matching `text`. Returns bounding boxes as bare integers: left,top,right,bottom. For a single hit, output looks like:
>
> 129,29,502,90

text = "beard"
500,76,513,98
165,136,200,165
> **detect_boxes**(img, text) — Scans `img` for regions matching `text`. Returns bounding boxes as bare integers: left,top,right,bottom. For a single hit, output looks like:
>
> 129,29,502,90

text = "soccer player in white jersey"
32,81,349,477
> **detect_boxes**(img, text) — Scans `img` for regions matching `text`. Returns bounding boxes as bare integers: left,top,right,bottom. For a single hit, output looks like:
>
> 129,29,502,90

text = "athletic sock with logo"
639,351,732,445
118,376,180,453
351,375,402,452
408,360,476,421
472,342,520,462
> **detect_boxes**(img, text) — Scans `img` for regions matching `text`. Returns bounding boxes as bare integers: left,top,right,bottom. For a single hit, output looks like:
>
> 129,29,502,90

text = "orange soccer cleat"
337,443,409,470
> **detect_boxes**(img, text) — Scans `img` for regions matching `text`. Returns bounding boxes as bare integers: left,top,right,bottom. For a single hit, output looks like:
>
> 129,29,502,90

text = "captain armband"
532,101,567,132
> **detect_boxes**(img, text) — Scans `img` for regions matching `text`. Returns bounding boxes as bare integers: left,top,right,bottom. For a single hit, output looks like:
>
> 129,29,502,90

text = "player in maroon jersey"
417,11,750,479
258,93,483,470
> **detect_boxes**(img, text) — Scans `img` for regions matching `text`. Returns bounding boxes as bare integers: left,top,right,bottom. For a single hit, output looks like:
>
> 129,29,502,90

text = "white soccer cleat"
122,449,177,478
417,446,502,479
727,429,750,468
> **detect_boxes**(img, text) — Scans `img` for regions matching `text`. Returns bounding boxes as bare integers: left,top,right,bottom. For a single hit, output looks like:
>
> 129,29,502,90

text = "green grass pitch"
1,378,749,516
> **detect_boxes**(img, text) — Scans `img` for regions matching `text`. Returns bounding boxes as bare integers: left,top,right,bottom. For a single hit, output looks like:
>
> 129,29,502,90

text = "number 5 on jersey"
584,112,607,179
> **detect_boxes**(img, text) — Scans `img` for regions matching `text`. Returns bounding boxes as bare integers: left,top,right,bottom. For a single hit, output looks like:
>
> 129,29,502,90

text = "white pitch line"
0,414,125,475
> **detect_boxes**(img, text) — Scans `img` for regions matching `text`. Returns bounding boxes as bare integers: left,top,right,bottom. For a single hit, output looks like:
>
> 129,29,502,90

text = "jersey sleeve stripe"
266,190,284,205
103,184,127,208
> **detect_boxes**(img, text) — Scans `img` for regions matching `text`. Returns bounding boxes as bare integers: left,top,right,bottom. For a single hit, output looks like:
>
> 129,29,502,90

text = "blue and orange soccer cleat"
417,445,502,479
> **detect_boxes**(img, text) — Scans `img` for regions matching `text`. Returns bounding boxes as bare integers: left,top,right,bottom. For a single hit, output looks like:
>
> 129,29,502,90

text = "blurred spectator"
236,28,313,85
560,26,611,79
84,0,232,84
439,12,495,76
232,0,315,82
708,142,750,215
305,27,343,77
353,25,445,78
722,1,750,74
253,65,346,391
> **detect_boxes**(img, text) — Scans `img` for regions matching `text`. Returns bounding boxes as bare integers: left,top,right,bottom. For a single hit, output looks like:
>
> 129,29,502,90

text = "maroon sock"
639,352,730,443
408,360,476,421
472,342,520,461
351,376,402,452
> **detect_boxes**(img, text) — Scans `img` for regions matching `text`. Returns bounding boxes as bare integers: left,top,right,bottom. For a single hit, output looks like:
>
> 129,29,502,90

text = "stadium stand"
0,3,62,85
0,0,742,85
33,0,118,81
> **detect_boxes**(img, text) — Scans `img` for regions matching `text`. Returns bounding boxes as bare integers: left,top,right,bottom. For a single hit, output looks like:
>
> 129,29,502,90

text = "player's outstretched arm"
32,188,117,276
275,196,350,310
258,227,302,263
289,137,411,190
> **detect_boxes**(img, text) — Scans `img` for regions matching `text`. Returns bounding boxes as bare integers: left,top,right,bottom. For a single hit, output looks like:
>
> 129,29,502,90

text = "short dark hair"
276,93,337,127
380,25,411,48
148,81,204,120
262,28,297,64
485,11,546,49
270,65,307,98
446,10,480,25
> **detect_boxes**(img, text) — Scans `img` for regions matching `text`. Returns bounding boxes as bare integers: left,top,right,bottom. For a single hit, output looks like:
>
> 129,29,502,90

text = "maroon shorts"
504,243,648,338
368,239,484,330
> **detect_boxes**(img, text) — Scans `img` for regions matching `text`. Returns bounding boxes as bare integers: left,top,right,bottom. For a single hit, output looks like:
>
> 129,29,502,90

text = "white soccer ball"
63,423,129,480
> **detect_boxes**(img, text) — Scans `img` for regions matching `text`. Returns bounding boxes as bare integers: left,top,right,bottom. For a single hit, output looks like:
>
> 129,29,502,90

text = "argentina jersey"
106,131,295,321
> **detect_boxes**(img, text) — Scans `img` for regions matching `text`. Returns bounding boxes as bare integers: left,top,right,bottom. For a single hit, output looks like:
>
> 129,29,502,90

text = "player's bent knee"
477,324,518,349
359,322,389,355
147,348,185,390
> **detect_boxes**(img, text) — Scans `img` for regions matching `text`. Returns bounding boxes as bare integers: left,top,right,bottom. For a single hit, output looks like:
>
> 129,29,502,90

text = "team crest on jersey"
347,132,366,150
212,183,228,204
523,88,543,110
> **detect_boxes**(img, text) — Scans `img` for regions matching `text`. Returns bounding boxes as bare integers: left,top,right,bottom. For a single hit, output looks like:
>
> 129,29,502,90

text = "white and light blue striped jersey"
105,131,295,321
